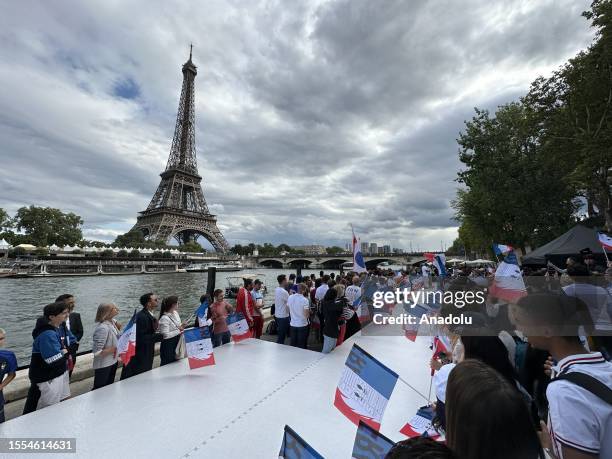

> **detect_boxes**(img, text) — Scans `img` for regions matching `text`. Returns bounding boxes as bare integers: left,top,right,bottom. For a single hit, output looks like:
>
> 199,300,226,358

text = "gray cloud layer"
0,0,594,250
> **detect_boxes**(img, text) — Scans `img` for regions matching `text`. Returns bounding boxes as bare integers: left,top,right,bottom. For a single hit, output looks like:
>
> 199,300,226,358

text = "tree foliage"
12,206,83,247
454,1,612,251
180,241,204,253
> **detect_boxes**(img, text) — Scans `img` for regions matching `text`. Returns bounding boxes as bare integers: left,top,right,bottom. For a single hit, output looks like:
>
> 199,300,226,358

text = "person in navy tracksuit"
23,302,71,414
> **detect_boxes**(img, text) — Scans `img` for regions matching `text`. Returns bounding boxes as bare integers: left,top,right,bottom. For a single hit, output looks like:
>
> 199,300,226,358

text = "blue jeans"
276,317,290,344
212,331,231,348
0,390,4,423
322,335,337,354
290,326,309,349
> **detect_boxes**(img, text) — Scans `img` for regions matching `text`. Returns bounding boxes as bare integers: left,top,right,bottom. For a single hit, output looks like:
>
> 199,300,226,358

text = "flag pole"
397,375,431,403
598,232,611,264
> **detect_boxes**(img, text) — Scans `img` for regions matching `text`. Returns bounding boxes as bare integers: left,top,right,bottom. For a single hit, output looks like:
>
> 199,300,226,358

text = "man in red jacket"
236,278,255,335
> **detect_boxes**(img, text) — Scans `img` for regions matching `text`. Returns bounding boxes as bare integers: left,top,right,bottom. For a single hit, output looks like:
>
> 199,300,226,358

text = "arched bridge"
245,254,425,270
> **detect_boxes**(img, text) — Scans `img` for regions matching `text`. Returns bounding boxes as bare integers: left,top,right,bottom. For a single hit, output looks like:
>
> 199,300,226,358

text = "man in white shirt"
511,293,611,459
274,275,290,345
288,283,310,349
345,276,362,307
315,275,330,303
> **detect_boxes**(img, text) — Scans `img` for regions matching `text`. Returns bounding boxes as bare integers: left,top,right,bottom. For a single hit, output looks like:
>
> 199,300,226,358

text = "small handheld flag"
597,232,612,256
492,243,513,257
402,303,430,342
184,326,215,369
354,296,370,324
117,310,137,366
334,344,399,430
278,425,323,459
352,421,395,459
195,300,209,326
400,405,441,441
226,312,252,343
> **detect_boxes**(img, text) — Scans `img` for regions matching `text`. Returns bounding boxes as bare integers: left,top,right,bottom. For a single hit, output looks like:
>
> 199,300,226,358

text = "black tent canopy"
521,225,607,267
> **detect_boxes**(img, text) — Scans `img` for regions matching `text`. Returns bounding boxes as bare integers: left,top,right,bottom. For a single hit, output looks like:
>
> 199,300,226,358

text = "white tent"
49,244,60,252
0,239,11,249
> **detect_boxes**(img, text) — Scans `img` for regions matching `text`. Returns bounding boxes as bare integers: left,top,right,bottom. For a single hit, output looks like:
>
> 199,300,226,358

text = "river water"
0,268,338,364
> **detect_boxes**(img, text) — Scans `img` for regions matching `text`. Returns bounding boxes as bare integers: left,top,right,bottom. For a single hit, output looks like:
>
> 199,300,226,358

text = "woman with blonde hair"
92,303,120,390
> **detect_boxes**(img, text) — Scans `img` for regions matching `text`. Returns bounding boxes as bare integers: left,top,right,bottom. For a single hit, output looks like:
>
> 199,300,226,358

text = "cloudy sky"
0,0,595,251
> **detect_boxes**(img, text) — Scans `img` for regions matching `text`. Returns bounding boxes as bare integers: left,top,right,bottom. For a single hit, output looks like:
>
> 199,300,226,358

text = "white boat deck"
0,330,434,458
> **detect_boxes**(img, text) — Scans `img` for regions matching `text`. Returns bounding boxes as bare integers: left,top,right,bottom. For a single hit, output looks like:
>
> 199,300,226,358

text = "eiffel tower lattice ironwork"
131,47,229,251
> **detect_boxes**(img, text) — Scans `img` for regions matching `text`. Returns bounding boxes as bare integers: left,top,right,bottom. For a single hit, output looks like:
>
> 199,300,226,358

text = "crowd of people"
0,259,610,459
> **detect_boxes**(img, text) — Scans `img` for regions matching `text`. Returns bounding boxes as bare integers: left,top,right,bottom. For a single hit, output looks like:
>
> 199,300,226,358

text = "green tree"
453,103,577,250
117,249,128,258
524,1,612,230
0,208,12,232
114,230,146,247
101,249,114,258
13,206,83,247
326,246,344,255
180,241,204,253
446,238,465,256
230,244,244,255
34,247,49,257
162,251,172,259
129,249,141,257
277,243,291,253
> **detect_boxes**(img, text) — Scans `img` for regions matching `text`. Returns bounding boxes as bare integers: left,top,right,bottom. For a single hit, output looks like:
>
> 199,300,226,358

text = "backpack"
551,372,612,404
266,319,278,335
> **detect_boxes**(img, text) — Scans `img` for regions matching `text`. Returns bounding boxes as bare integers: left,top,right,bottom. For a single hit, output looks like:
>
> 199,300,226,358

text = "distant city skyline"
0,1,595,251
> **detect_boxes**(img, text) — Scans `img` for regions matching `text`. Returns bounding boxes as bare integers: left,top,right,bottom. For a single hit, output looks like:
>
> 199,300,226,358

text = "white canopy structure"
466,258,495,266
0,239,11,249
16,243,37,251
1,331,433,458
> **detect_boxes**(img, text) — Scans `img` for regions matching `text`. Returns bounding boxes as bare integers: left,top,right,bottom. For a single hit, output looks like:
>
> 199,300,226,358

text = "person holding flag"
120,293,163,380
490,244,527,303
235,278,255,335
209,289,234,347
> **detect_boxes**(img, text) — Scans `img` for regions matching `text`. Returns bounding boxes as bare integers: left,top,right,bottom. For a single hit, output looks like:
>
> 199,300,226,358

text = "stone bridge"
244,253,425,270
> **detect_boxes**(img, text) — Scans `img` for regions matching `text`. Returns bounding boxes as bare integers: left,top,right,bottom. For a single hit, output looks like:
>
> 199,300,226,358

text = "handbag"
175,334,186,359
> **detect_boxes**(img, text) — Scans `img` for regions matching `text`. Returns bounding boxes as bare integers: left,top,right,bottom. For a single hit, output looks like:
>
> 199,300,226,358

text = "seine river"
0,268,338,364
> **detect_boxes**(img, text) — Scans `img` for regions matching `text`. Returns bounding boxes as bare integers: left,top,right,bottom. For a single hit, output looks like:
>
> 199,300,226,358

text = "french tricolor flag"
492,243,513,257
352,226,367,273
117,310,137,366
424,253,447,276
334,344,398,431
184,326,215,369
490,250,527,302
433,335,451,359
598,232,612,251
226,313,252,343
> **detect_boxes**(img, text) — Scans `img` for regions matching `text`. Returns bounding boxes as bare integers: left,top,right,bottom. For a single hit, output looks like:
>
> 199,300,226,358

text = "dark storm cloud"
0,0,595,249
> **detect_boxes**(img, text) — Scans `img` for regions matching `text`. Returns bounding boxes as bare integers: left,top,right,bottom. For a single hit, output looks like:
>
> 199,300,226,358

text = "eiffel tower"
131,46,229,252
